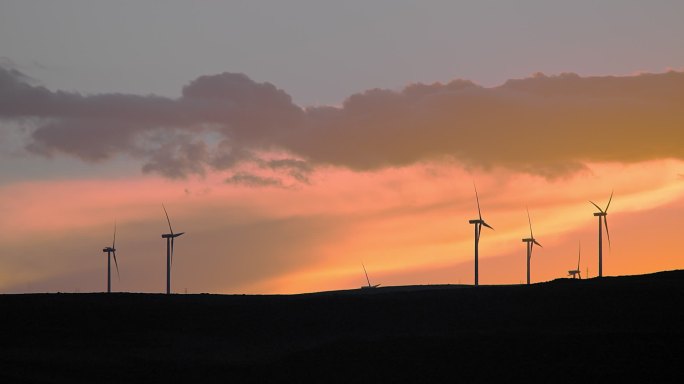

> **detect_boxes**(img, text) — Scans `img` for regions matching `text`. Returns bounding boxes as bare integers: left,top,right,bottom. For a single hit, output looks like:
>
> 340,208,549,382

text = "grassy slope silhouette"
1,270,683,383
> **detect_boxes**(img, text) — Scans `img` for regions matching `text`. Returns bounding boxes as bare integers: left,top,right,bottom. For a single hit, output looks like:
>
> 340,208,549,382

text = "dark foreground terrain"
1,271,684,383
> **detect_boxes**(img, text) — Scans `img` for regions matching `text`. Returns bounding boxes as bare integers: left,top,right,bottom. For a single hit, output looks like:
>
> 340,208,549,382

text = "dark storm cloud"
2,65,684,180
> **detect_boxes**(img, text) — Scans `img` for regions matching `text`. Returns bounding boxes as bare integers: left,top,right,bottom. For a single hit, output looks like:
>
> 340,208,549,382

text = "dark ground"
1,271,684,383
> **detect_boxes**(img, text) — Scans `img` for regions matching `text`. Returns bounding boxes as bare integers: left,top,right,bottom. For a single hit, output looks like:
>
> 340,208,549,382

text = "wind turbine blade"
112,222,117,249
474,183,483,221
604,216,611,250
589,200,603,212
162,204,174,235
527,208,533,239
481,221,494,230
578,241,581,270
533,239,542,248
362,263,371,287
113,250,120,281
605,190,614,212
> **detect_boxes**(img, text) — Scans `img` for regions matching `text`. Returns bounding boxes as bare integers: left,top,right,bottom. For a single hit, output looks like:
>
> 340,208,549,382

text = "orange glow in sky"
2,54,684,294
1,158,682,294
2,2,684,296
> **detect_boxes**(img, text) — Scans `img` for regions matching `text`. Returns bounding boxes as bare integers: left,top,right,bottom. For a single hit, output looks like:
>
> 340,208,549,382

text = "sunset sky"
1,1,684,294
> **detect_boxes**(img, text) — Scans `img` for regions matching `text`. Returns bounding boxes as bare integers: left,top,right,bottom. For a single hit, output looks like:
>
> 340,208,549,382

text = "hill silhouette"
1,270,683,383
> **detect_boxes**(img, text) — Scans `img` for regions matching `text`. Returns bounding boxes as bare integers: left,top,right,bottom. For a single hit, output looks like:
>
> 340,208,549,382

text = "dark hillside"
1,271,683,383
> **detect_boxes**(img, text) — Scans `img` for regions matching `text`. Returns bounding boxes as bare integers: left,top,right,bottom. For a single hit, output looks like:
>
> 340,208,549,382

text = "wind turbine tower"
102,223,119,293
568,241,582,279
468,184,493,286
590,191,613,278
521,209,542,285
162,204,185,294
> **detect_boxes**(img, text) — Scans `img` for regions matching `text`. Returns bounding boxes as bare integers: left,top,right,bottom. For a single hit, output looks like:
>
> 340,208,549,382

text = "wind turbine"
590,191,613,278
468,184,494,286
162,204,184,294
521,209,542,285
568,241,582,279
361,263,380,289
102,223,119,293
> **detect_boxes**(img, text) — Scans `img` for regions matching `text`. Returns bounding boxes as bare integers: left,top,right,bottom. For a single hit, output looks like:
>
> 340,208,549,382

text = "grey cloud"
141,136,209,178
3,64,684,180
1,66,301,179
288,72,684,175
263,159,313,184
180,73,304,143
27,119,145,161
0,70,180,123
225,172,284,188
208,143,255,169
222,158,314,186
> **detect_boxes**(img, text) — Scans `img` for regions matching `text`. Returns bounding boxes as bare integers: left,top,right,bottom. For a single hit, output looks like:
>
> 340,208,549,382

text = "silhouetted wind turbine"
521,209,542,285
468,184,493,286
102,223,119,293
361,263,380,289
162,204,184,294
568,241,582,279
590,191,613,278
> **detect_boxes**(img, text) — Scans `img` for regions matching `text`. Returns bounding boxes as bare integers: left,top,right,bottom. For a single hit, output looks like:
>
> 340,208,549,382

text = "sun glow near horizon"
2,157,682,294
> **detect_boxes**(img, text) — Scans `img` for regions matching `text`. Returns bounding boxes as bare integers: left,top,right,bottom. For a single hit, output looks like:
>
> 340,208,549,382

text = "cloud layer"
2,66,683,181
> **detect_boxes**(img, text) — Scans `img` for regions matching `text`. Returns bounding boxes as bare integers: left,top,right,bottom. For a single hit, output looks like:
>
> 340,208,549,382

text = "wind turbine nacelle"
102,247,114,253
361,284,380,289
593,212,606,216
162,232,184,239
521,238,533,242
468,219,481,224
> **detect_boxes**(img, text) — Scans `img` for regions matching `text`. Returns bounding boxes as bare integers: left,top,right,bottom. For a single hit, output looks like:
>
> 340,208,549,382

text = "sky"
1,0,684,294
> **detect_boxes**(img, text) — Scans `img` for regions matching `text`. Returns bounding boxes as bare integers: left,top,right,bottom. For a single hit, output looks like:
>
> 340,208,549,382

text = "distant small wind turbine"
568,241,582,279
521,209,542,285
361,263,380,289
468,183,494,286
590,191,613,278
102,223,120,293
162,204,184,294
